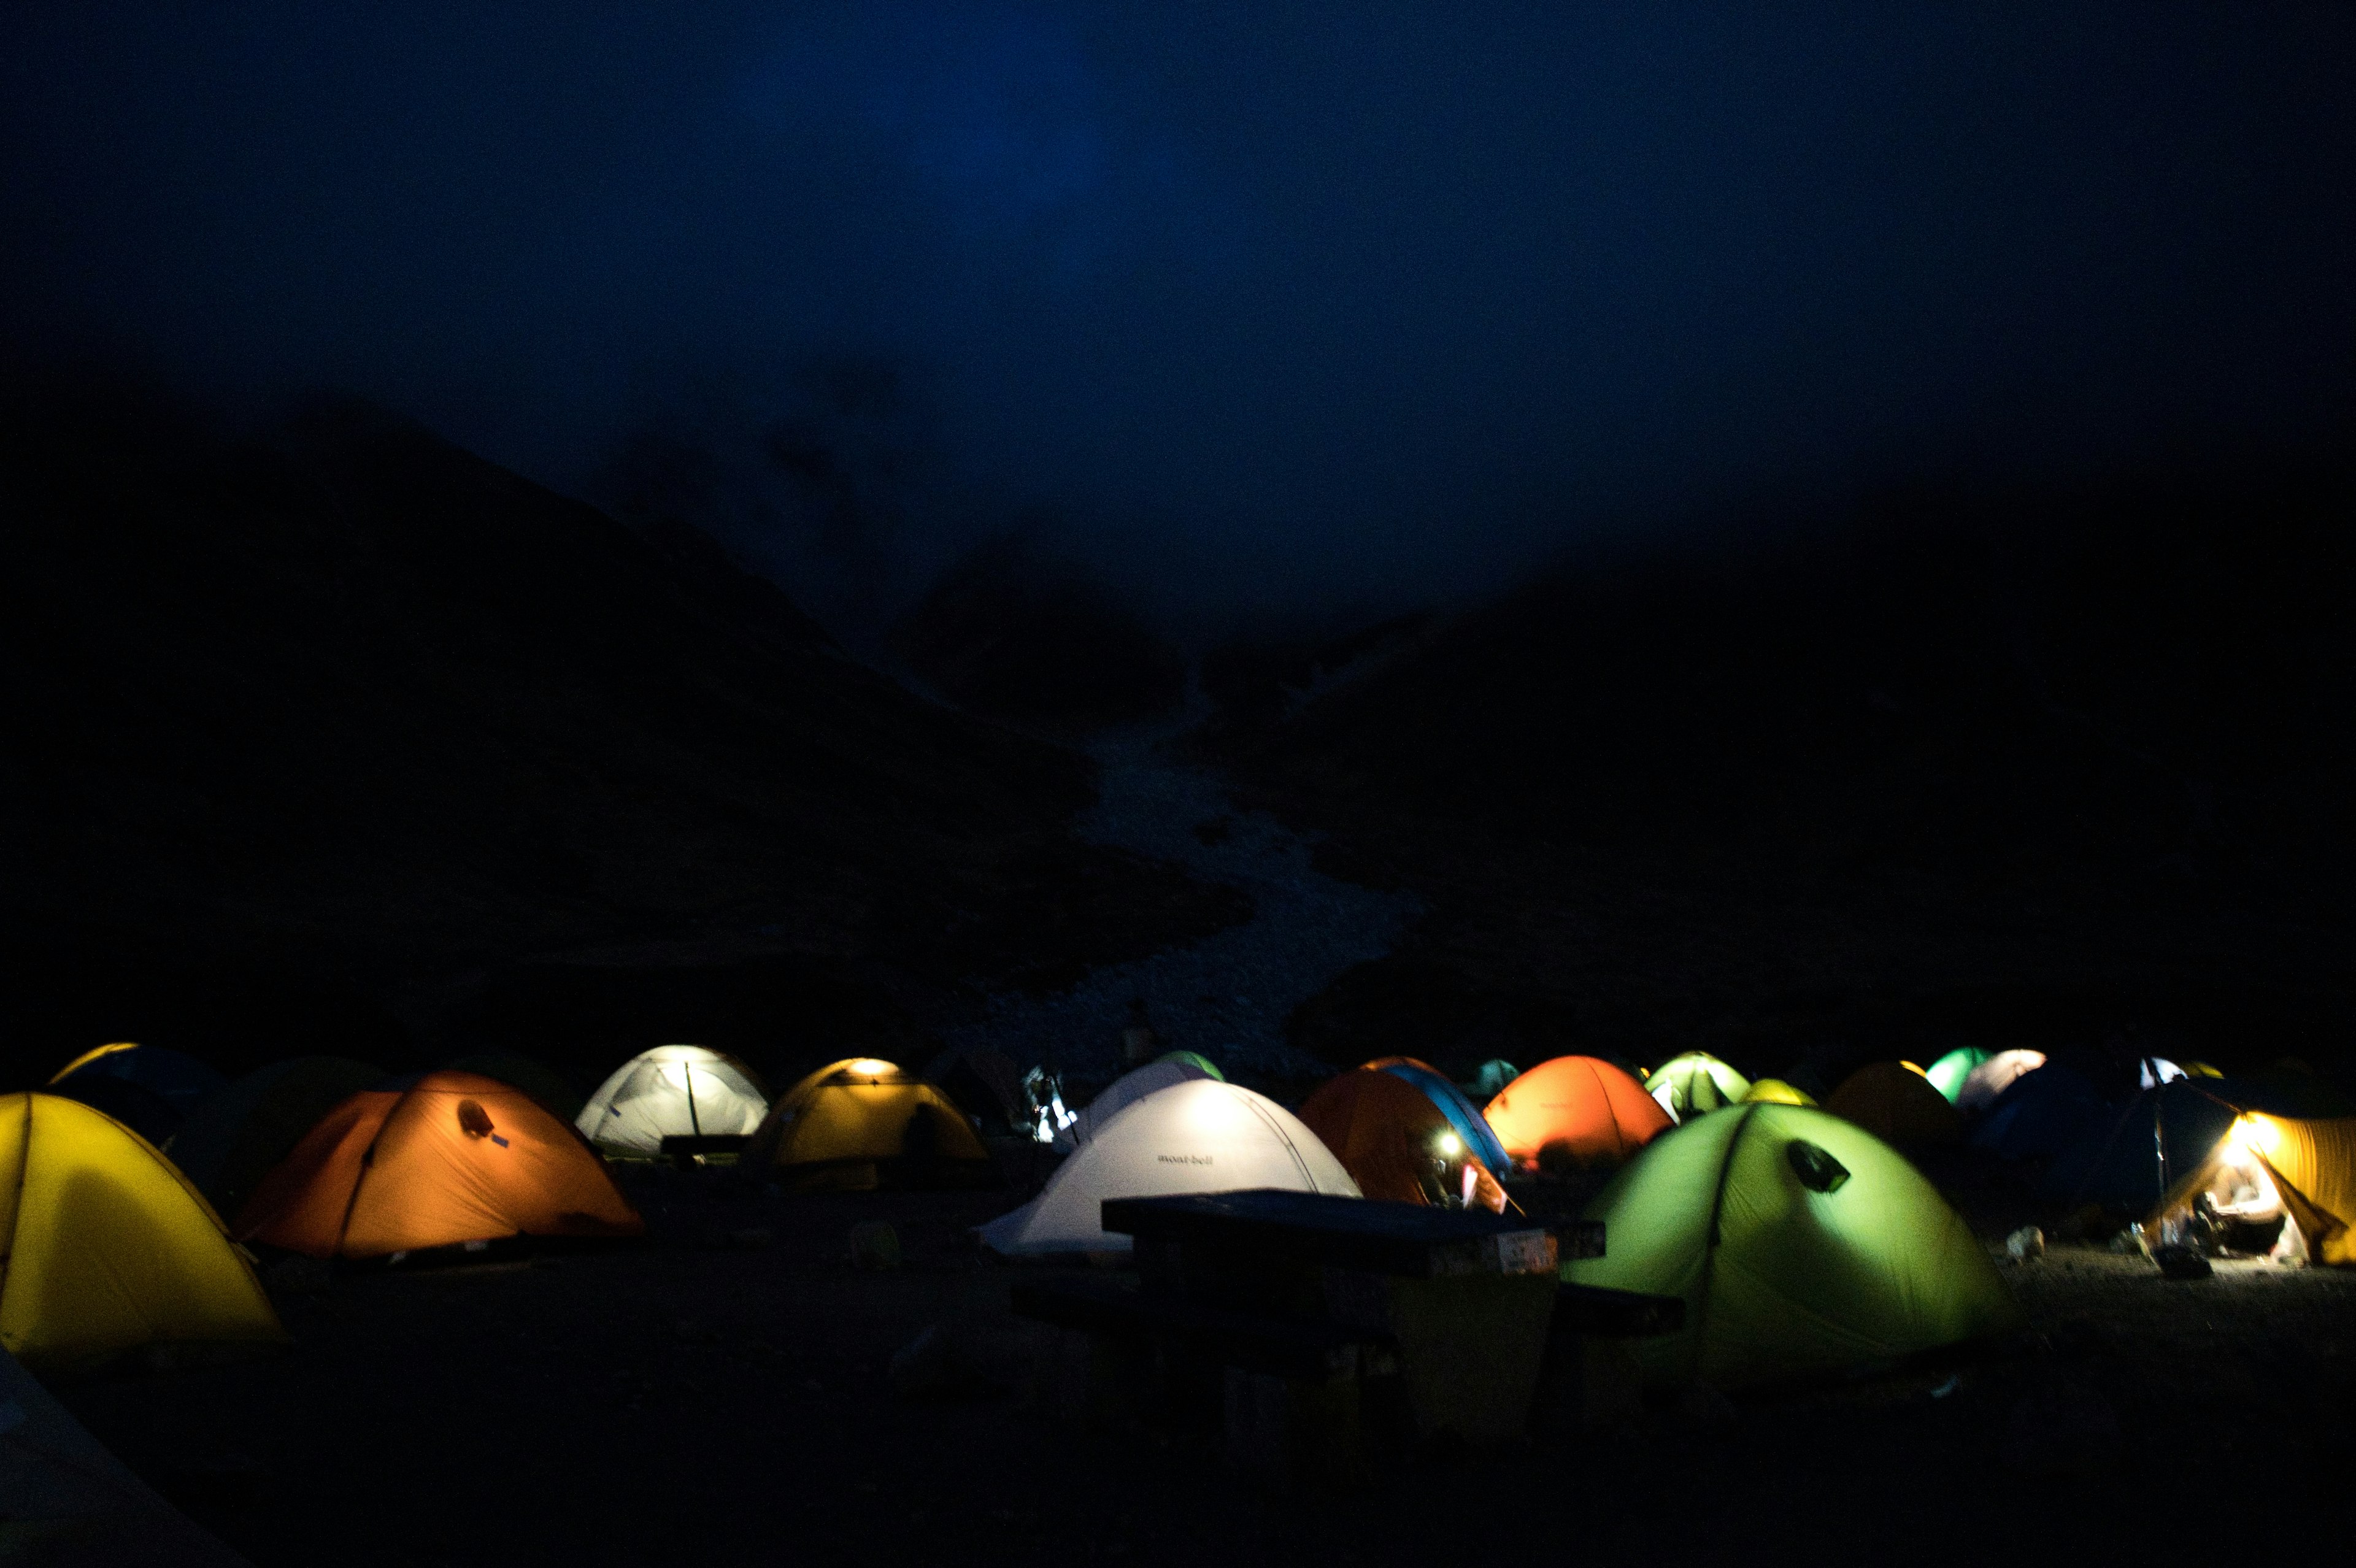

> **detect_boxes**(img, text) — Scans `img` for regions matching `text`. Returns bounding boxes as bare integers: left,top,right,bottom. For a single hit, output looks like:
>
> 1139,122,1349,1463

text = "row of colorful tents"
17,1036,2355,1397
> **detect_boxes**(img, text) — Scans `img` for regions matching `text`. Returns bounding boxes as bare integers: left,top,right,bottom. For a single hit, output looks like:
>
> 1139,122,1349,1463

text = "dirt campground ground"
52,1163,2356,1568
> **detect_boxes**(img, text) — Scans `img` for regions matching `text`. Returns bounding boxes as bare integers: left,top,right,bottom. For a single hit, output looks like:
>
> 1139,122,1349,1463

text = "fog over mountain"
5,4,2350,642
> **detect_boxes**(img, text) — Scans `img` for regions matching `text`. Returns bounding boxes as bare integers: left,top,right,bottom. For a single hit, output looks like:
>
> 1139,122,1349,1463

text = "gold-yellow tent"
745,1058,993,1192
2147,1112,2356,1266
0,1093,285,1374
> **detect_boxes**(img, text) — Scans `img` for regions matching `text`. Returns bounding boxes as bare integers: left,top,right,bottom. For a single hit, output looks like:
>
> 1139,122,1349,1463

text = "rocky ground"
52,1171,2354,1568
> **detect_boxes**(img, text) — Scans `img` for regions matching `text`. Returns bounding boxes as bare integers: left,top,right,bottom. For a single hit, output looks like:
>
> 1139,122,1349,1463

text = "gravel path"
942,715,1422,1088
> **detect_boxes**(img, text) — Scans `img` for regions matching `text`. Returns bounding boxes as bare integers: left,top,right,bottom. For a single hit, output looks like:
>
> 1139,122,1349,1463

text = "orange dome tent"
1484,1056,1671,1172
236,1072,644,1259
1297,1068,1505,1211
1827,1062,1963,1147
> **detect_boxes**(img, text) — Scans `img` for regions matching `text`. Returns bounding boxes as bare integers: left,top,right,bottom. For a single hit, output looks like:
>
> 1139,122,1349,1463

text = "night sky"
6,4,2350,638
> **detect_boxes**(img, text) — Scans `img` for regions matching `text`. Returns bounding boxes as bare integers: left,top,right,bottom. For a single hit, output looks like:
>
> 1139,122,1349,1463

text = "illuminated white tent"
1049,1058,1217,1153
981,1078,1358,1256
576,1045,768,1154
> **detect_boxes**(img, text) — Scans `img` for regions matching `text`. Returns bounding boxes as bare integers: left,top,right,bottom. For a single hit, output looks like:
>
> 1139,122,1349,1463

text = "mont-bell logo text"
1155,1153,1213,1165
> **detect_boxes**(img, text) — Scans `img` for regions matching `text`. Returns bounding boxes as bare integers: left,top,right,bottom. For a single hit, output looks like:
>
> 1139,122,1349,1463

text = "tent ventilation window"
457,1100,496,1139
1787,1140,1850,1193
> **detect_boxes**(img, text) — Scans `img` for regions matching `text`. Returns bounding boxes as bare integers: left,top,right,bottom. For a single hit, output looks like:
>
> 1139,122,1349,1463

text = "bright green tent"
1564,1104,2022,1390
1925,1047,1992,1104
1642,1053,1751,1120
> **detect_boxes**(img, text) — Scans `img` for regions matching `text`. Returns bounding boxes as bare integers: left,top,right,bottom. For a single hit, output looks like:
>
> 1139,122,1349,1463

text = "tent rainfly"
1298,1068,1504,1210
576,1045,768,1155
1923,1047,1992,1103
1366,1057,1512,1174
0,1093,286,1374
1484,1055,1668,1172
1052,1058,1219,1153
236,1071,644,1258
1827,1063,1965,1147
1955,1050,2046,1115
1644,1053,1752,1121
980,1080,1358,1256
164,1056,387,1224
745,1059,993,1191
1565,1104,2023,1389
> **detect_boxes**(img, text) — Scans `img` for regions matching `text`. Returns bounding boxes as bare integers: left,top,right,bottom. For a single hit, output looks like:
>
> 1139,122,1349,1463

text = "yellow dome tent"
745,1059,993,1192
1565,1104,2022,1390
1744,1078,1817,1107
0,1093,285,1375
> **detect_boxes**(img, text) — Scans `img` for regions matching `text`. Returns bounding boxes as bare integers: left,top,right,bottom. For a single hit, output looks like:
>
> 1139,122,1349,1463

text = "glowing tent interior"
1484,1055,1669,1171
576,1045,769,1155
1565,1103,2023,1389
236,1070,644,1258
980,1078,1358,1256
0,1093,285,1374
744,1058,993,1191
1644,1053,1751,1121
1298,1067,1504,1209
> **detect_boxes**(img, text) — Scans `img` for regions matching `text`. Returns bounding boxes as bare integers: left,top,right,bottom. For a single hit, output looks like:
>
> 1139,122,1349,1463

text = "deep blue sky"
5,4,2350,638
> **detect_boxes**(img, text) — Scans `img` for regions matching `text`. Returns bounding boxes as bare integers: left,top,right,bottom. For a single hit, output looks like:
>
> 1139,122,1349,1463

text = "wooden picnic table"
1012,1189,1676,1484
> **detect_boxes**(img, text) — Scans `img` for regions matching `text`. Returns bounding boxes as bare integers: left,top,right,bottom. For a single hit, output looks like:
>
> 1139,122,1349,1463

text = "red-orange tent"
1826,1062,1964,1147
236,1072,644,1258
1297,1069,1504,1211
1483,1055,1670,1172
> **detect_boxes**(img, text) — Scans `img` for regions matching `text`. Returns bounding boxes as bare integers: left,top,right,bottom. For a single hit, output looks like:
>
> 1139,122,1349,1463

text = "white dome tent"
576,1045,769,1155
1049,1058,1218,1153
980,1078,1360,1256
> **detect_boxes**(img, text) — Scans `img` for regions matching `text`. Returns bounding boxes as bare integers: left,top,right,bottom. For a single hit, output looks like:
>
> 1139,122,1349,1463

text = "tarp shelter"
2037,1078,2244,1215
1924,1047,1991,1103
1298,1068,1503,1209
1368,1056,1512,1174
236,1070,644,1258
1970,1061,2109,1163
1565,1104,2022,1389
2146,1113,2356,1266
0,1093,285,1374
576,1045,768,1155
0,1345,253,1566
47,1043,226,1148
1644,1053,1752,1121
164,1056,387,1223
1827,1063,1964,1147
1956,1050,2046,1115
1745,1078,1817,1107
980,1080,1358,1256
745,1059,993,1192
1484,1056,1668,1172
1052,1058,1217,1153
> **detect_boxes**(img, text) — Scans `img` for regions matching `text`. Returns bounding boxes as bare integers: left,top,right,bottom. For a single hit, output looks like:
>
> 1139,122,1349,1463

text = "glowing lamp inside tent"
1438,1132,1463,1157
848,1059,895,1079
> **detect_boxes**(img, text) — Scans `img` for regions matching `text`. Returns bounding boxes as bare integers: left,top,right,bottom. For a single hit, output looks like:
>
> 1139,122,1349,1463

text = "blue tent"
1378,1059,1511,1174
2036,1078,2244,1215
1969,1061,2108,1164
